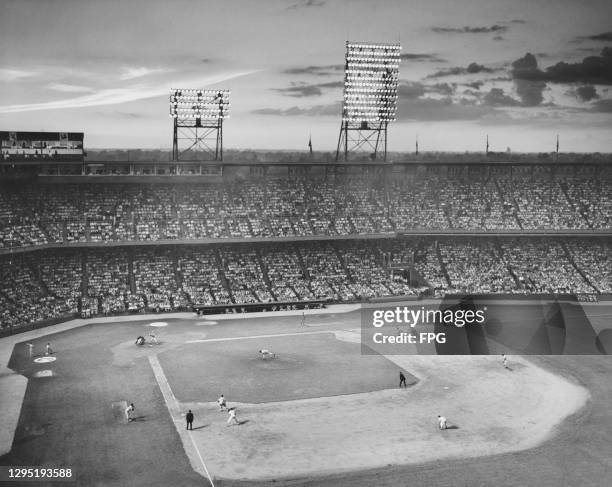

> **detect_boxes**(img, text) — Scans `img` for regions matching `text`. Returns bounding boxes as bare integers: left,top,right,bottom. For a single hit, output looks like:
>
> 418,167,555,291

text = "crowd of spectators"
2,238,610,330
1,169,610,250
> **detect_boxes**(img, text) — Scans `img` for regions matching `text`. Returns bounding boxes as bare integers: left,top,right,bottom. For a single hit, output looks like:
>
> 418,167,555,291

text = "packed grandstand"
1,162,611,331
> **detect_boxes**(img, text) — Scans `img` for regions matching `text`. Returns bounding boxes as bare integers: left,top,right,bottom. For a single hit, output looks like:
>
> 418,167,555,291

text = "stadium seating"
1,238,610,330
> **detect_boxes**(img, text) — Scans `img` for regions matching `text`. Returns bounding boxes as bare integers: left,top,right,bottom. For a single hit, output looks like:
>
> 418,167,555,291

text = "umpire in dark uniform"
186,409,194,430
399,371,407,388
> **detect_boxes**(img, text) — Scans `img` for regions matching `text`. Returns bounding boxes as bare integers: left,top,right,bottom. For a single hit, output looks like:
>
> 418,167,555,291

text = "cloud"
47,83,94,93
510,53,547,106
483,88,521,107
577,31,612,42
400,53,445,62
511,48,612,86
432,25,508,34
465,81,484,90
396,97,495,121
0,71,257,113
283,64,343,76
427,62,495,78
514,79,547,106
430,82,455,96
0,68,37,82
591,99,612,112
274,81,342,97
253,103,340,116
120,66,170,80
397,82,426,99
574,85,599,102
93,110,144,119
286,0,325,10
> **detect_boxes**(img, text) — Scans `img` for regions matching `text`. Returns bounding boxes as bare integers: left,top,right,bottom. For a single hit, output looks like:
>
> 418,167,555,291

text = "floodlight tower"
336,42,401,162
169,89,230,161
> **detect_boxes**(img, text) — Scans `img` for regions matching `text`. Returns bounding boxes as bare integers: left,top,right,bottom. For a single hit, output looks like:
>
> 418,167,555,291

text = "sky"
1,0,611,152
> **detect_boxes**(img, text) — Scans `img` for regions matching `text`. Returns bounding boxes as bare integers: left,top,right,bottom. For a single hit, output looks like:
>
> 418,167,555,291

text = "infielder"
438,415,447,430
125,403,135,422
227,407,239,426
218,394,227,411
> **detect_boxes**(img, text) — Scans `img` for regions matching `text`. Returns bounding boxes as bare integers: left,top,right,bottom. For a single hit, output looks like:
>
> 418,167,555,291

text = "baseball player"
502,354,509,369
218,394,227,411
438,415,447,430
125,403,135,422
226,407,239,426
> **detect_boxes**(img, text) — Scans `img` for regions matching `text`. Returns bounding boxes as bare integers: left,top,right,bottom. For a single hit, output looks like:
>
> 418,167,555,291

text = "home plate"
148,322,168,327
34,356,56,363
34,370,53,378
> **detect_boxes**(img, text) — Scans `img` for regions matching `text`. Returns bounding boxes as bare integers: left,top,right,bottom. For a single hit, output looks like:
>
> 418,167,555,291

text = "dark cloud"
591,99,612,112
274,81,342,97
427,62,495,78
514,78,547,106
493,35,504,41
283,64,343,76
286,0,325,10
510,53,547,106
397,82,426,99
577,31,612,42
575,85,599,102
430,82,455,96
483,88,521,107
432,25,508,34
510,19,526,24
253,103,340,117
400,53,445,62
465,81,484,90
511,48,612,86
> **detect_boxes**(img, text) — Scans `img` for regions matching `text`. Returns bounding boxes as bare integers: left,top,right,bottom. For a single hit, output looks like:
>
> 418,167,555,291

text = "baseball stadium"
2,1,612,485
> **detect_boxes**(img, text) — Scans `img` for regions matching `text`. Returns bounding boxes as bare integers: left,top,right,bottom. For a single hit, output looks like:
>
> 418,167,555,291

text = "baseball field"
0,302,611,487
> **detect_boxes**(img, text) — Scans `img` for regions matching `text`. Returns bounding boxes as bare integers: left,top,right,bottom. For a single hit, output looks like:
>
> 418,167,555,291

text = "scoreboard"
1,131,84,161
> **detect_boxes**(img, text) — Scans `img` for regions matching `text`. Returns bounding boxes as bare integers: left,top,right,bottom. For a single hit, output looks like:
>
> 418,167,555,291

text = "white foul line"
148,355,216,487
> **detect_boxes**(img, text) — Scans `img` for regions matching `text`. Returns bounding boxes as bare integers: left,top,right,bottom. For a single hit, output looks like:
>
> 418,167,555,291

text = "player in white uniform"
438,415,447,430
125,403,135,422
226,407,239,426
502,354,509,369
259,349,275,359
218,394,227,411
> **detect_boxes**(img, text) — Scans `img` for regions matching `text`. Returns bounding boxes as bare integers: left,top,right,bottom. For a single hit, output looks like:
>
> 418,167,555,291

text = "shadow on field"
192,425,208,430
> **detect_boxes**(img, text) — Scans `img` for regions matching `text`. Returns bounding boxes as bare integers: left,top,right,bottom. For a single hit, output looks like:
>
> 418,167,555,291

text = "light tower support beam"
169,89,230,161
